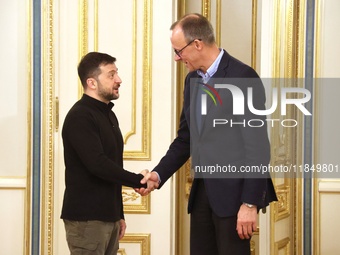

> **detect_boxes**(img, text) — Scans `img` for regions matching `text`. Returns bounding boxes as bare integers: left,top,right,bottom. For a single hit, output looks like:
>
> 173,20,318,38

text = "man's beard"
97,83,119,101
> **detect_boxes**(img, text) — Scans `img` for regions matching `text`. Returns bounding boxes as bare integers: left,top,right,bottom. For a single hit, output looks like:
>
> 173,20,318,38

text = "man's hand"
135,171,159,196
140,169,149,176
119,219,127,240
236,203,257,239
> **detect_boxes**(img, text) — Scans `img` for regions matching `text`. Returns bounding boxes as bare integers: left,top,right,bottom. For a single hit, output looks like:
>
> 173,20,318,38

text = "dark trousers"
190,179,250,255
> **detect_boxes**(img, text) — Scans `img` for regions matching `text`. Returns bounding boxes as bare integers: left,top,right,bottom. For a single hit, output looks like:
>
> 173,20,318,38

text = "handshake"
135,170,160,196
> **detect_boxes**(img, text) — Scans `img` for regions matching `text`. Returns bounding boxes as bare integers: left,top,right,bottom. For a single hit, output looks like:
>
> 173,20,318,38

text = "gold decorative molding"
184,159,192,198
284,0,295,78
202,0,211,20
41,0,55,254
123,190,140,202
272,0,296,78
54,97,59,132
118,234,150,255
270,1,301,254
297,0,306,79
122,0,137,146
250,227,259,255
122,186,150,214
273,183,290,221
251,0,258,70
123,0,153,160
78,0,88,56
272,0,282,78
25,1,33,255
274,237,290,255
118,249,127,255
93,0,98,51
250,240,256,255
77,0,152,160
215,0,221,47
78,0,88,98
295,39,305,255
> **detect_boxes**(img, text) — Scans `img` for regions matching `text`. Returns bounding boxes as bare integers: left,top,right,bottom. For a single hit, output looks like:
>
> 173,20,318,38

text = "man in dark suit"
138,13,277,255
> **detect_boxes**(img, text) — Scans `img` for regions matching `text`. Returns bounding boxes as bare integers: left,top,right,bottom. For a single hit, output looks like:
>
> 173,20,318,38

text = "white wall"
315,1,340,254
0,0,30,254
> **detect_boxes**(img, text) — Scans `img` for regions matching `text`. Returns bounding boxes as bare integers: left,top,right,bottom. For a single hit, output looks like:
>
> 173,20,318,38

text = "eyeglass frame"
174,38,202,57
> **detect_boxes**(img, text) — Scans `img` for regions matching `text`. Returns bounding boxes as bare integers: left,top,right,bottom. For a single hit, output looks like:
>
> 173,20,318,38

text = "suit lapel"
190,82,200,136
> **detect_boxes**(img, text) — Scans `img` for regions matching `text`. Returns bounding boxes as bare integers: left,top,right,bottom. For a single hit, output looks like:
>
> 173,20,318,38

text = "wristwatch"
243,203,255,208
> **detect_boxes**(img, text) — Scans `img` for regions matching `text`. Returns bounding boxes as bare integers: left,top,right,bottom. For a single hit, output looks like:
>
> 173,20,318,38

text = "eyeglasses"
174,39,202,57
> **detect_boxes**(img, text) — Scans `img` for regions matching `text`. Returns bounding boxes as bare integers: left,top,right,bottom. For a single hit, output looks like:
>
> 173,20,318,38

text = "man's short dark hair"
78,52,116,87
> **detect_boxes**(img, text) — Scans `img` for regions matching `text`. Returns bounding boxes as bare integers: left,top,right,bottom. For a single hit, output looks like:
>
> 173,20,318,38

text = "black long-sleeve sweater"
61,94,146,222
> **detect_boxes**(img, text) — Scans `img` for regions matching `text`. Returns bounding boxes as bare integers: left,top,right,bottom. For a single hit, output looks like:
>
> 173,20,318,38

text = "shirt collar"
82,94,115,112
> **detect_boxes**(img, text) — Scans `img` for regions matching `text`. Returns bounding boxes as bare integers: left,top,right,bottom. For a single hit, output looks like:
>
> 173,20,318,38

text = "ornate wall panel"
41,0,55,254
216,1,254,66
318,187,340,254
314,1,340,254
118,234,150,255
250,230,259,255
273,184,290,221
269,0,303,254
0,182,27,254
0,1,32,254
78,0,152,160
274,237,290,255
122,186,150,214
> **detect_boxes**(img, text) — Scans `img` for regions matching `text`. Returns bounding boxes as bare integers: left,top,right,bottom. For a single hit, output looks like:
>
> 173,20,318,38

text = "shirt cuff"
153,171,161,185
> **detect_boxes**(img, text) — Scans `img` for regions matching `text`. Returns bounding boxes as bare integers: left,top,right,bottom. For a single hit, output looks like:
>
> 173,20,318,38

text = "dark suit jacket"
153,50,277,217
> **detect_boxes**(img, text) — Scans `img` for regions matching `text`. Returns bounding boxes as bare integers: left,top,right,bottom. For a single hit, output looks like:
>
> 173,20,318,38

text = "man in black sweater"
61,52,154,255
